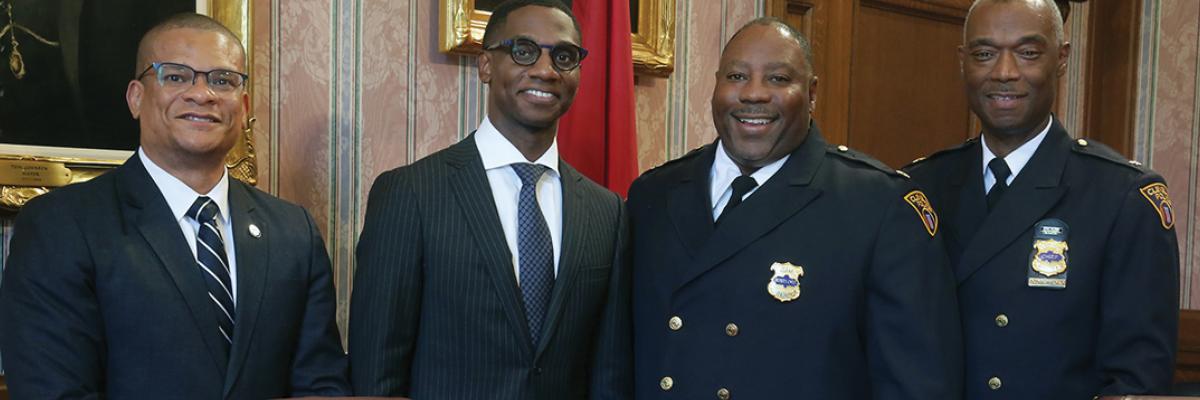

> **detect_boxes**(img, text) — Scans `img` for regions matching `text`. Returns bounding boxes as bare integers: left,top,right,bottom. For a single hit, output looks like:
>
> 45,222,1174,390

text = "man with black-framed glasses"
349,0,631,399
0,13,349,399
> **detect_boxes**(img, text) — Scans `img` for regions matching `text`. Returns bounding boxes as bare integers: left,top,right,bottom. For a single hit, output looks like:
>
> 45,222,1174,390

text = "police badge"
1028,219,1069,289
768,262,804,302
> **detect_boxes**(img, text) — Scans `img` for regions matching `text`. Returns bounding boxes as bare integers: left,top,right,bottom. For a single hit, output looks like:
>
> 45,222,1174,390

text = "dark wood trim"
1,375,7,400
1177,310,1200,383
1081,0,1141,157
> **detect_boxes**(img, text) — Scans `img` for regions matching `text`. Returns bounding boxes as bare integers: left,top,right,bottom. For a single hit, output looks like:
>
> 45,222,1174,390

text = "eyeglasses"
483,38,588,72
136,62,249,93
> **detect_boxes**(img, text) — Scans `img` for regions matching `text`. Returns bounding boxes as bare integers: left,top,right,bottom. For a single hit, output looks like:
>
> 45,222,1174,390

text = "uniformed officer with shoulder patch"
627,17,963,399
904,0,1180,398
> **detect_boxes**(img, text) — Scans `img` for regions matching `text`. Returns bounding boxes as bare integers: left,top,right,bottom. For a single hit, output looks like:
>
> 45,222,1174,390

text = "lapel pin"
248,224,261,238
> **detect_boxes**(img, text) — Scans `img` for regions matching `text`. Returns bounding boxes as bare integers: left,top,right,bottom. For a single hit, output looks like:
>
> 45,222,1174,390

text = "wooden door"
769,0,974,168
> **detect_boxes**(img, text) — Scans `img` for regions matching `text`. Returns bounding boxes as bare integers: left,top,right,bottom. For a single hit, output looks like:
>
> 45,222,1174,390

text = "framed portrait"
0,0,256,210
439,0,675,77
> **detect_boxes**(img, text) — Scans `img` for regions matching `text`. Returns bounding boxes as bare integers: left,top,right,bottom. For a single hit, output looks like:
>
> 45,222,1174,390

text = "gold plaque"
0,160,71,187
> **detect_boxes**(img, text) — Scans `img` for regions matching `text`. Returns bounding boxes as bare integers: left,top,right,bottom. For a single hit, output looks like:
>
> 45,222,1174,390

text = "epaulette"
642,144,707,176
904,137,979,169
827,144,905,178
1069,137,1145,173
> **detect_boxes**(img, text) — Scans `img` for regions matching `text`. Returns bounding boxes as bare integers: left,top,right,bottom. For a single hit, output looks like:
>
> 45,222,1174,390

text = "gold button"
660,376,674,391
669,316,683,331
988,376,1002,390
717,387,731,399
725,323,739,337
1077,138,1089,147
995,314,1009,327
837,145,849,152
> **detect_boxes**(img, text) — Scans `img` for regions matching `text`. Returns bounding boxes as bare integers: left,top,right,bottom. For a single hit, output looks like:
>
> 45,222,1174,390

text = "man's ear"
1057,42,1071,77
478,52,493,84
126,80,143,119
809,75,819,112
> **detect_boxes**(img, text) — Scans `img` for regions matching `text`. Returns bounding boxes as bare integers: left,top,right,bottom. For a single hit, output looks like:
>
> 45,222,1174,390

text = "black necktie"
186,196,235,354
987,158,1011,211
511,163,554,346
718,175,758,224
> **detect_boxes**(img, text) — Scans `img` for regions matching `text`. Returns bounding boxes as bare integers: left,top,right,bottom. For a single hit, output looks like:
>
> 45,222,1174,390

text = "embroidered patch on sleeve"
904,190,938,237
1139,182,1175,230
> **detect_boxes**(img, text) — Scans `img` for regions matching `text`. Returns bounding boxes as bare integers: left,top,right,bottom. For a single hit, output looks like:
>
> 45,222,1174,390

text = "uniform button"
988,376,1002,390
995,314,1009,327
669,316,683,331
837,145,850,152
1077,138,1089,147
717,387,731,399
725,323,739,337
660,376,674,391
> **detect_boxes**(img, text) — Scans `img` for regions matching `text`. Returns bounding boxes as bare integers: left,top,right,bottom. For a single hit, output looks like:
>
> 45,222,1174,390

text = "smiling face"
960,0,1068,140
126,27,249,169
478,5,581,137
711,23,818,173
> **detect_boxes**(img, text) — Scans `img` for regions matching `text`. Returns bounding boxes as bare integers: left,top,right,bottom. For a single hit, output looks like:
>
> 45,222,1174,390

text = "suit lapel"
666,146,717,261
945,141,986,261
674,128,826,291
118,156,230,375
445,135,536,356
955,122,1070,283
536,162,586,358
223,182,268,397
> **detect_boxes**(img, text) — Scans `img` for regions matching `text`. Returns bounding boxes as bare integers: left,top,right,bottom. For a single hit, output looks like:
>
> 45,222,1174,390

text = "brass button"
725,323,739,337
988,376,1002,390
717,387,731,399
660,376,674,391
995,314,1009,327
1077,138,1089,147
837,145,850,152
669,316,683,331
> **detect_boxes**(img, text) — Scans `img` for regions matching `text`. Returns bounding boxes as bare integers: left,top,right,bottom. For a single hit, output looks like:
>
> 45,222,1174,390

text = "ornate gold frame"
439,0,675,77
0,0,257,210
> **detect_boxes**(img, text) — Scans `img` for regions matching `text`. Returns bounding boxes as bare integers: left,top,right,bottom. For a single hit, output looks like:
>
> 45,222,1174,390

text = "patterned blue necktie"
187,196,235,354
511,163,555,346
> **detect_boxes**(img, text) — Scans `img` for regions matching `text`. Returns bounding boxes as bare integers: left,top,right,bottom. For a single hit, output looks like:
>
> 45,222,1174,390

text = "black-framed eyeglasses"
483,38,588,72
136,62,249,93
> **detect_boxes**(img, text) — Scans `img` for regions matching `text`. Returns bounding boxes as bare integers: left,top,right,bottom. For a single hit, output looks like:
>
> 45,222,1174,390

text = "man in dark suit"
904,0,1179,397
627,18,962,399
348,1,630,399
0,13,349,399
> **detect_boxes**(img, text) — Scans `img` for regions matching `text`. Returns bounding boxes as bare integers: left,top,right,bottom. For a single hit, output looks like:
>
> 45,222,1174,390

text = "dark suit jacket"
0,155,350,399
627,126,963,399
904,119,1180,399
349,135,632,399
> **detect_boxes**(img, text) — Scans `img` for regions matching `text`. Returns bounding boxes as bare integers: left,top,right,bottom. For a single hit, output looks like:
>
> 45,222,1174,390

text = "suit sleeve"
349,171,424,396
588,196,633,399
1095,176,1179,395
0,198,105,399
288,208,351,396
866,187,964,400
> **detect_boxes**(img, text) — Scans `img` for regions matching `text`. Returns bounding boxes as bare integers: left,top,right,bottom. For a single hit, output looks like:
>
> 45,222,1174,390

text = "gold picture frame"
0,0,257,210
439,0,675,77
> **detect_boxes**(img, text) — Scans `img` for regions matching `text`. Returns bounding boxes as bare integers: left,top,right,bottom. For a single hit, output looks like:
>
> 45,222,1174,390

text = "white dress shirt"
139,148,238,301
710,140,790,221
980,116,1052,194
474,117,563,283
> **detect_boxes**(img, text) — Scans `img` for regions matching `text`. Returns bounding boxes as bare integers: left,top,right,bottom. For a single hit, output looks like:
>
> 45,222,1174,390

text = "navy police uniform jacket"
628,126,964,399
904,118,1180,399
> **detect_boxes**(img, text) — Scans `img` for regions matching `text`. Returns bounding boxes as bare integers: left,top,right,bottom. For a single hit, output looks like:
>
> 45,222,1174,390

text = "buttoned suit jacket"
627,126,963,399
0,155,350,399
904,119,1180,399
348,134,632,399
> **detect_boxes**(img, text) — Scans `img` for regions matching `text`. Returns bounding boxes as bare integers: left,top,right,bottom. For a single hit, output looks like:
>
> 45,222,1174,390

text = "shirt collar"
475,116,560,176
138,148,231,225
709,140,790,207
980,115,1052,182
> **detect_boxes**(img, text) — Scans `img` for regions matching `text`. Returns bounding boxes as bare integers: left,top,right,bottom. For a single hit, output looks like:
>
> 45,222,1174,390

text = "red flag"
558,0,639,197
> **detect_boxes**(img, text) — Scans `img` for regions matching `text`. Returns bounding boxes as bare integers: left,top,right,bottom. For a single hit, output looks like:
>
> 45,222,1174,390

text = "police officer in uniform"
628,18,963,399
904,0,1180,398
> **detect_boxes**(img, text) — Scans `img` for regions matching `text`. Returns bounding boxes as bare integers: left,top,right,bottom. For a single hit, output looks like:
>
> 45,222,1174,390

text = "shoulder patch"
828,145,900,177
903,190,938,237
1139,182,1175,229
1071,138,1144,173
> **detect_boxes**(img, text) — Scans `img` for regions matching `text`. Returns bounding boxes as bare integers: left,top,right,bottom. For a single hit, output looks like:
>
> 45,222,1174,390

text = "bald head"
135,13,246,76
965,0,1065,45
726,17,814,74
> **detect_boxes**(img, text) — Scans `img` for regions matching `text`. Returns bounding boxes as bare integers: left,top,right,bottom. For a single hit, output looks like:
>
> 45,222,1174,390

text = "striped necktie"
187,196,236,353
